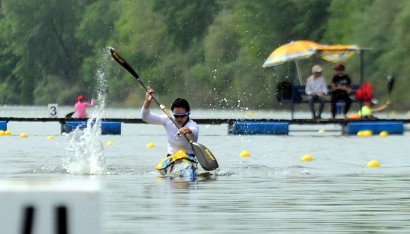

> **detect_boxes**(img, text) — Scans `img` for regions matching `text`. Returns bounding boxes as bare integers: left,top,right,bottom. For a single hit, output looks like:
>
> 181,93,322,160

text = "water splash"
63,49,111,175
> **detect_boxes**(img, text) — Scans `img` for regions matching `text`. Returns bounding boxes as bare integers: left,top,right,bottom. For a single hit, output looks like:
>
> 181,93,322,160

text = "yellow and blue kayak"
155,150,198,181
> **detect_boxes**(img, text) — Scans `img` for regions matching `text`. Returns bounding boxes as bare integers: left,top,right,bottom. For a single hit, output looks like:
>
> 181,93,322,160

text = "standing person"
141,86,199,157
330,64,352,118
305,64,328,119
74,95,95,118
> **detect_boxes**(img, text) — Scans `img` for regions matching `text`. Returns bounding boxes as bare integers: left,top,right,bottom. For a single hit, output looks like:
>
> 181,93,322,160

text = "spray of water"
63,49,111,175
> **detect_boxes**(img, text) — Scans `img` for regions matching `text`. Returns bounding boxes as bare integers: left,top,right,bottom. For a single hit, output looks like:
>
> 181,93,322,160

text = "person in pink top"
74,95,95,118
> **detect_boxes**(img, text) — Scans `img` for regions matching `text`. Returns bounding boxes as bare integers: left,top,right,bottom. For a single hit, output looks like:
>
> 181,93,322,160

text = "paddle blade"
109,47,139,79
387,75,395,95
191,142,219,171
65,111,75,118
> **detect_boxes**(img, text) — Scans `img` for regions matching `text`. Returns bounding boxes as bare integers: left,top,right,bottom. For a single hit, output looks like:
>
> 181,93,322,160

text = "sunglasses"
172,112,190,118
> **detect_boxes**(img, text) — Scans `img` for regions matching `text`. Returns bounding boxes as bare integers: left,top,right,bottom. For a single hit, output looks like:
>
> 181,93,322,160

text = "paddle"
109,47,219,171
386,75,395,118
387,75,395,101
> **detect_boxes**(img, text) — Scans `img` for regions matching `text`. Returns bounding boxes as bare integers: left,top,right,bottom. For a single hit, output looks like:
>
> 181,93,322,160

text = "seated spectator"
305,64,328,119
330,64,352,118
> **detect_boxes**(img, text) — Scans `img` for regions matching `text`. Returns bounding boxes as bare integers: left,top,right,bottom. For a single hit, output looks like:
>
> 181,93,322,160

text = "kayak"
155,150,198,181
346,113,361,120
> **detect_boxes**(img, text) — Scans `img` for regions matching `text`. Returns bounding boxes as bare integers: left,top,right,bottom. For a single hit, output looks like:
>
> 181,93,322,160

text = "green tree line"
0,0,409,110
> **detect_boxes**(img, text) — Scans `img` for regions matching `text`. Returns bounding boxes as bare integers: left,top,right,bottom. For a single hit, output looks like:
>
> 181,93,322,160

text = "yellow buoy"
146,142,156,149
240,151,251,158
4,130,12,136
0,130,4,136
246,111,254,117
362,130,373,137
301,154,313,162
358,130,372,137
47,135,55,140
367,160,380,168
20,132,28,138
106,140,114,146
379,131,389,137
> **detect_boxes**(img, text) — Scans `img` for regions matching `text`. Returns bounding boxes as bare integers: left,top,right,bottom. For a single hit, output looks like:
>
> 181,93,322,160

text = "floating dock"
346,121,404,135
0,121,6,131
63,121,122,135
0,117,409,135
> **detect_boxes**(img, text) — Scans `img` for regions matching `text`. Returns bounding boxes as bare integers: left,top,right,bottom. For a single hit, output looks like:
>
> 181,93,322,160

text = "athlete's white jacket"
141,108,199,155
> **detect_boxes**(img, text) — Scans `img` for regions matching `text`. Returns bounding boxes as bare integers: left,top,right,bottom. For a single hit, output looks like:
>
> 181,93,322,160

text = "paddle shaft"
386,75,395,118
109,48,195,143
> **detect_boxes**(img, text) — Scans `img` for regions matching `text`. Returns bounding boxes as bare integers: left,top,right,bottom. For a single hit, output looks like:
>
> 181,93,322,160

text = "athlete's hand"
146,86,154,101
178,127,192,135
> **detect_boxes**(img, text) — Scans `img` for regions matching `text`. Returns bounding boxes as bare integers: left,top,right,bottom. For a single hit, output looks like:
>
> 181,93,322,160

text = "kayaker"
141,86,199,157
358,99,390,119
74,95,95,118
347,99,390,120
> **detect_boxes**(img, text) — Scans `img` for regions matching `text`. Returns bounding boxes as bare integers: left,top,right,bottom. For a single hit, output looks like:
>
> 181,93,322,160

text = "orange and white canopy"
262,40,360,68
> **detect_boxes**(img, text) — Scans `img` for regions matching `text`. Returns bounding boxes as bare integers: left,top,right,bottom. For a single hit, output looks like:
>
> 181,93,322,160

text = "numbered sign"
0,180,101,234
48,104,58,117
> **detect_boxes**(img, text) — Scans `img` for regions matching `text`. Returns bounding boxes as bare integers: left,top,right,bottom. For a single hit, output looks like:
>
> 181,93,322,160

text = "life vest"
358,105,373,116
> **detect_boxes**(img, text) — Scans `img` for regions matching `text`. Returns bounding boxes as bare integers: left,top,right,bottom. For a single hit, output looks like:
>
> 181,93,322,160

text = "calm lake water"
1,106,410,233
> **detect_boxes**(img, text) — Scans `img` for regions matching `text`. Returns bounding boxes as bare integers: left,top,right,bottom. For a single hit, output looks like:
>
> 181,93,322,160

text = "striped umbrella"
318,44,360,63
262,40,323,68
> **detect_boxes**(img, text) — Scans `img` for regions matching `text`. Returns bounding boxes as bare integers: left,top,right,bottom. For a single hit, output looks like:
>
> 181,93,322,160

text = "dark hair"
171,98,190,112
334,64,345,71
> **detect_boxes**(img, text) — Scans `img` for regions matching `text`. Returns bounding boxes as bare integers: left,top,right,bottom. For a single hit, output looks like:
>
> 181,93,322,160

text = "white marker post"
0,180,100,234
48,104,59,117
